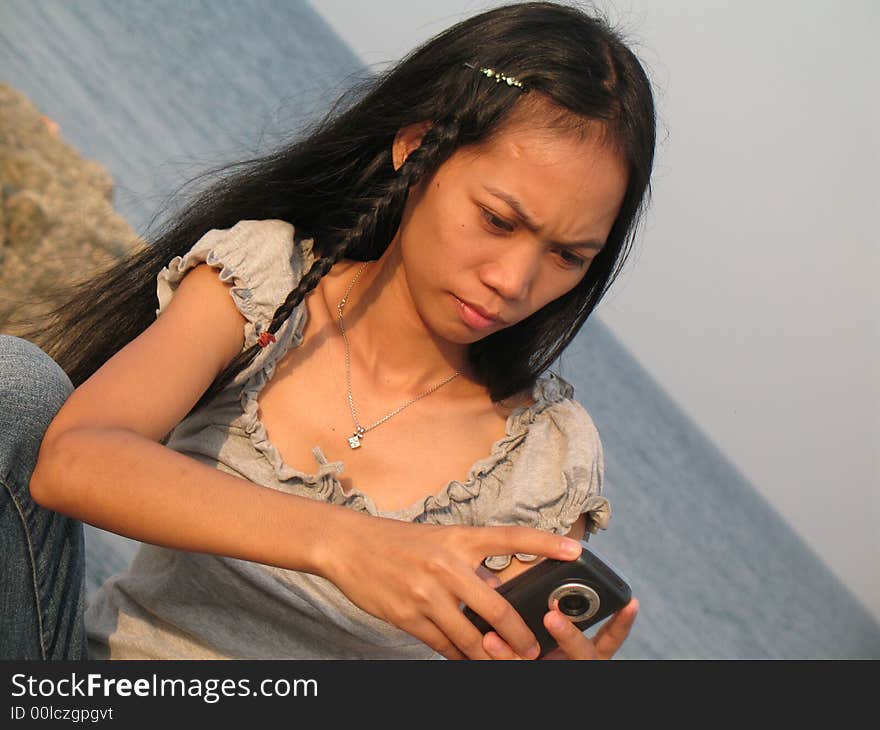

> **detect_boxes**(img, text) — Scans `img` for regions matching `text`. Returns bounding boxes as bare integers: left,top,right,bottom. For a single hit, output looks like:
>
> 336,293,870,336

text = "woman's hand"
481,598,639,660
316,512,585,661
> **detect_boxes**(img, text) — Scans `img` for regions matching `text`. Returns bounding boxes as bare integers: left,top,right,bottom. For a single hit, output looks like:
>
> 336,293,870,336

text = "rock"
0,84,143,332
5,190,50,248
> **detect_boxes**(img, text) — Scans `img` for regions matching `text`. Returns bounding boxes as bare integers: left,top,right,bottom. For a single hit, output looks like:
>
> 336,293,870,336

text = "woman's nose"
479,243,541,302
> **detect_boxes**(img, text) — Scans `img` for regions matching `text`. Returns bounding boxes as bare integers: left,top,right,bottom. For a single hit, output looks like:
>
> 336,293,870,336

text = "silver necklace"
337,261,460,449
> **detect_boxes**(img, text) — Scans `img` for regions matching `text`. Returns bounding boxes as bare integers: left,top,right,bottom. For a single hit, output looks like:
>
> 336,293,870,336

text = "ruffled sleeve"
155,219,314,353
481,373,611,572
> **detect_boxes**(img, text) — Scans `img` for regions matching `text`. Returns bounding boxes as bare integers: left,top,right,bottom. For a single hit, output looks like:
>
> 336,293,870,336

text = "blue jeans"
0,335,88,659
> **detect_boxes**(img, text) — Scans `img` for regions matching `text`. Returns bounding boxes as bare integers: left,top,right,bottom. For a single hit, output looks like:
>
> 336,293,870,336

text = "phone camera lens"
548,583,600,622
559,593,589,617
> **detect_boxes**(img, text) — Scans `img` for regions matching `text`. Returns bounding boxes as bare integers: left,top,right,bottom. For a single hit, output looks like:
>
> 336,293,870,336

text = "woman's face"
392,111,628,346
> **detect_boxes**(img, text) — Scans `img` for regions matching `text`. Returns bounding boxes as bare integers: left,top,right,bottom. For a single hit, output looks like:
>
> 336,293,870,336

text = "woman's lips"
455,296,502,329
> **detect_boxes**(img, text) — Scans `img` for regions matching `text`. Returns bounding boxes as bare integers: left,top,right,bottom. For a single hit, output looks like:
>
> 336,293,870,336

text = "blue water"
2,0,878,658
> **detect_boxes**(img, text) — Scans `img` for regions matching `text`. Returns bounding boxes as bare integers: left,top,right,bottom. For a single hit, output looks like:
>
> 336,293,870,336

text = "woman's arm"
33,425,585,660
31,424,339,575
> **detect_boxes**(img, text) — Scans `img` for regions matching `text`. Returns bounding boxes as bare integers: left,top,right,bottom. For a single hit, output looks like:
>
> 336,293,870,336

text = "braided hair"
13,2,655,420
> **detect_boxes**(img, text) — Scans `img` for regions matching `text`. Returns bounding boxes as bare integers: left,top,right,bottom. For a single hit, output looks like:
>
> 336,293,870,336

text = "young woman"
0,1,655,660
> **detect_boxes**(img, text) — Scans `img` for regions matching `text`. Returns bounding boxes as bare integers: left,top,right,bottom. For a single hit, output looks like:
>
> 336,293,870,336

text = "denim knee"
0,335,74,482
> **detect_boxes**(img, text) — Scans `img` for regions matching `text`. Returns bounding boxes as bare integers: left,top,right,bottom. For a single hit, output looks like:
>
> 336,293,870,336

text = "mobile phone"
464,543,632,658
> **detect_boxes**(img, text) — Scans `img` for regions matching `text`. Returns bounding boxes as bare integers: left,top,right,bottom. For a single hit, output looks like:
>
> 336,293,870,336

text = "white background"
311,0,880,619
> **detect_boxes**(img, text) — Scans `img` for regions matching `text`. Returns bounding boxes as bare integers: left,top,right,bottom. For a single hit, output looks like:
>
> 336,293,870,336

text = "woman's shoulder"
507,372,599,441
474,372,609,569
472,371,604,496
155,218,316,349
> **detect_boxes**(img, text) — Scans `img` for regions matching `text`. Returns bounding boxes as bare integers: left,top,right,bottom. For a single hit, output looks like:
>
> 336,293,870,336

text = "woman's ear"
392,121,433,171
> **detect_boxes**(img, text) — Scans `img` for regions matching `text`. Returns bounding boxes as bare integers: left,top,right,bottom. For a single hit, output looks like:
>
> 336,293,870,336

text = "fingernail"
548,612,567,631
527,643,540,659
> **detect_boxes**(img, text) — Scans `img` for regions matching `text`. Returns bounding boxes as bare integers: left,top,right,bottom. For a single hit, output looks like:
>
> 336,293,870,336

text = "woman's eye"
481,208,515,233
556,249,587,268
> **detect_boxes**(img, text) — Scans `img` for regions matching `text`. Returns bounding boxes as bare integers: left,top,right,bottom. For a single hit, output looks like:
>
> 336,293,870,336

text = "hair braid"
184,117,463,420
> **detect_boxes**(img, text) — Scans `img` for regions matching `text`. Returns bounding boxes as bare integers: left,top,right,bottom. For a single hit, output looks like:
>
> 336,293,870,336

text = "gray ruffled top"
83,219,610,660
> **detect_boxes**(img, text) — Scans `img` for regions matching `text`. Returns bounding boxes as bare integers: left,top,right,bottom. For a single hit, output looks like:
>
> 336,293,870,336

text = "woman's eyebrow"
482,185,604,250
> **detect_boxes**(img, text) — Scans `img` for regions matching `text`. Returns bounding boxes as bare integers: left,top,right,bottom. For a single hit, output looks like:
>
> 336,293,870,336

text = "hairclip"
464,62,525,90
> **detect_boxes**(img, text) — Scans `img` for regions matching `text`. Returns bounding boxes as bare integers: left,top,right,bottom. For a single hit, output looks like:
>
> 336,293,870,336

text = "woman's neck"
322,244,473,395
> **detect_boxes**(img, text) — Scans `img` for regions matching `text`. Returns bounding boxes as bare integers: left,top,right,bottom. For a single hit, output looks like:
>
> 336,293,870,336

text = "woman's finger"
452,571,541,660
473,525,583,565
475,564,503,589
543,610,598,660
482,631,527,660
592,598,639,659
404,617,468,661
425,597,500,660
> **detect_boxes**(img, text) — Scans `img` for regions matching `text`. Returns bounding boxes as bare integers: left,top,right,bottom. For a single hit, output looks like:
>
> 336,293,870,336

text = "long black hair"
11,2,655,419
